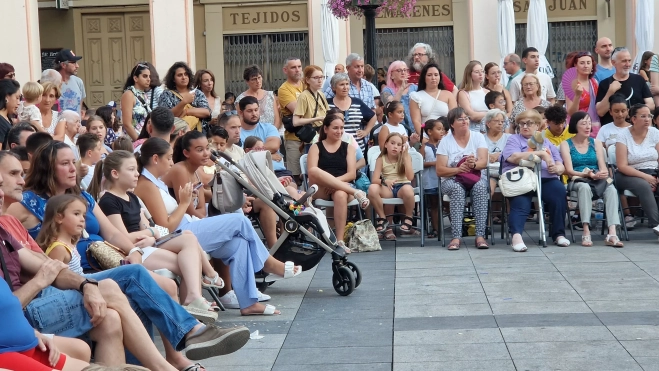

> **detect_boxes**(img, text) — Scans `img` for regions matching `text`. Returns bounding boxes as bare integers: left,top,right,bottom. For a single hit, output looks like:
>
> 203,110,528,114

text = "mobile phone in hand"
193,182,204,191
155,230,183,246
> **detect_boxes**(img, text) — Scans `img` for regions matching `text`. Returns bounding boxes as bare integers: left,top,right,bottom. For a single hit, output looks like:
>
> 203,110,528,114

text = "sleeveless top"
317,141,348,178
381,156,411,184
567,137,598,173
466,88,488,132
128,86,151,133
45,241,84,275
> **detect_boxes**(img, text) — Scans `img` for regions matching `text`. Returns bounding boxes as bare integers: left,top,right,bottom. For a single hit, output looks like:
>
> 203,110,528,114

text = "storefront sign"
223,4,308,32
376,0,452,25
514,0,596,20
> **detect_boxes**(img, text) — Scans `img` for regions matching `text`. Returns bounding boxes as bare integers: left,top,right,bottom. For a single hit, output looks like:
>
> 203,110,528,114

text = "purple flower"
327,0,416,19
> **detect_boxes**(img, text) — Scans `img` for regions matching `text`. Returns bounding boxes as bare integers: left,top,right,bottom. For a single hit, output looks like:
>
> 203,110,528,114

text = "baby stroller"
210,150,361,296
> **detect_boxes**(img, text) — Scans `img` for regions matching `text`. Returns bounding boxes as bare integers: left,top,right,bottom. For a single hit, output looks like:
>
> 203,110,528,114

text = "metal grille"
365,26,455,82
515,21,598,86
223,32,310,94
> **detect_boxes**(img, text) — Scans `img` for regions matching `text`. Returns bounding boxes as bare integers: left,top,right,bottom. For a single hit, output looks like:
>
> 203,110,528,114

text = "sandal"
492,216,502,225
475,237,489,249
400,216,421,237
242,304,280,316
581,234,593,247
181,363,206,371
269,261,303,280
202,273,225,290
337,240,351,254
384,228,396,241
353,190,370,209
183,297,219,323
427,230,438,239
605,234,624,248
375,218,389,240
447,239,461,250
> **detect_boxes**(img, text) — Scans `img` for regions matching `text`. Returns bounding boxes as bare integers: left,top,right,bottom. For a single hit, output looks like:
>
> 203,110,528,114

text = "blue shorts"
392,183,410,198
425,187,438,195
24,286,92,338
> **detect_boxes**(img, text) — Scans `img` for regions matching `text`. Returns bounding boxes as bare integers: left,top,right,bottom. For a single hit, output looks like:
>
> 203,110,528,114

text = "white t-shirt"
423,142,439,190
59,75,86,114
616,126,659,170
80,164,95,191
509,71,556,101
64,135,80,161
465,88,488,132
436,131,487,179
596,123,630,148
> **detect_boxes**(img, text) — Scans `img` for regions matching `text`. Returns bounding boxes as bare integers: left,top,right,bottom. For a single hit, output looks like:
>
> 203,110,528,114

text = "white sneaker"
258,290,271,302
653,225,659,236
512,243,527,252
218,290,240,309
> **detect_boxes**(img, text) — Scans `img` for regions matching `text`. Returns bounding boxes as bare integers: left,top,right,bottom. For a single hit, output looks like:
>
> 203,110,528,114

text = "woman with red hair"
0,63,15,80
564,51,599,136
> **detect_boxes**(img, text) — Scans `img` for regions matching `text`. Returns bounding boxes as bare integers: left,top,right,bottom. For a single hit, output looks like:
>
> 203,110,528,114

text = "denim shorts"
392,183,409,198
24,286,92,338
425,187,438,195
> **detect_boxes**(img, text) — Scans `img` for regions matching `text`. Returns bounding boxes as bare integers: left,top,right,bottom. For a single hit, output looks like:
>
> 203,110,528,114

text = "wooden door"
81,12,151,109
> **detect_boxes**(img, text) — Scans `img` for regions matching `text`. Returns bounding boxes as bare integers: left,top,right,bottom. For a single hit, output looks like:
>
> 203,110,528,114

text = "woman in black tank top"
306,113,371,248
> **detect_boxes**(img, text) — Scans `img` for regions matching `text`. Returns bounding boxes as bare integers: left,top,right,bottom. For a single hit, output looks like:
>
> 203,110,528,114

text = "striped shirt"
327,97,374,153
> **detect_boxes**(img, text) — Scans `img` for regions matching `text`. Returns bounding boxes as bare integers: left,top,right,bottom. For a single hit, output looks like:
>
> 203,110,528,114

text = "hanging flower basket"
327,0,416,20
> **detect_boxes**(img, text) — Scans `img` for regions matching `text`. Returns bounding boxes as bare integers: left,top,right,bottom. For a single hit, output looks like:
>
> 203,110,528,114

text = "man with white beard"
595,48,655,124
406,43,457,95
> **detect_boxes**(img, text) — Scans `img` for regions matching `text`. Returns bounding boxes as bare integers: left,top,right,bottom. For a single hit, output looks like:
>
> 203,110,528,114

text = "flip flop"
242,304,280,316
475,238,489,249
181,363,206,371
268,261,303,281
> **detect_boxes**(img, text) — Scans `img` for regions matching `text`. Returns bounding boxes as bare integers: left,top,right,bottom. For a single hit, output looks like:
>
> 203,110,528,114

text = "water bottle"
594,199,604,230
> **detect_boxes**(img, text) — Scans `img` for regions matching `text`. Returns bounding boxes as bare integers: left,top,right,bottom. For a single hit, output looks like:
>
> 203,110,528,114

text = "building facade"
2,0,653,108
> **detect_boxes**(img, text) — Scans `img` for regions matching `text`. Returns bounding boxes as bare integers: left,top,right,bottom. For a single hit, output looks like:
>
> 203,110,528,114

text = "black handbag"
282,115,295,133
568,177,609,200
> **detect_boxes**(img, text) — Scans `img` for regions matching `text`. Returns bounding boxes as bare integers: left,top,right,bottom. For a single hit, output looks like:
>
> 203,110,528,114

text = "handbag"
296,91,324,143
354,170,371,193
343,220,382,252
454,156,482,191
567,177,610,200
211,169,245,214
499,166,537,197
87,241,126,271
283,115,295,133
171,90,201,132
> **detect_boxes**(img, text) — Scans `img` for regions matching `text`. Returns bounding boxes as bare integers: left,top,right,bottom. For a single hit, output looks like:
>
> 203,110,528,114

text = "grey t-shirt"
59,75,86,114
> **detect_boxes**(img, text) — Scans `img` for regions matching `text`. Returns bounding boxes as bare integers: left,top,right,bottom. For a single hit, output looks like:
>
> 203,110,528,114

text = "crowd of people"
1,35,659,369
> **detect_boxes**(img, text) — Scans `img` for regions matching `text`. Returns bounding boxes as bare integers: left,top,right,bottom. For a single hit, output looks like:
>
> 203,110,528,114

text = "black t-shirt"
596,74,651,124
0,116,11,148
98,192,142,233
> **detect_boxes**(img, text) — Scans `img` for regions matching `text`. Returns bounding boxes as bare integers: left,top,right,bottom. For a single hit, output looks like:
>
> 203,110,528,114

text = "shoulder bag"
87,241,126,271
171,90,202,132
499,166,537,197
211,169,245,214
343,220,382,253
295,92,322,143
454,156,482,191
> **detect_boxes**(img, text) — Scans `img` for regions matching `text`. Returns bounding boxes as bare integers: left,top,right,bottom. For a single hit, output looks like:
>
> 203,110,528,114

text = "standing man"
278,57,304,184
594,37,615,83
406,43,457,94
322,64,346,91
54,49,85,115
503,53,523,90
595,48,654,124
509,47,556,104
324,53,377,109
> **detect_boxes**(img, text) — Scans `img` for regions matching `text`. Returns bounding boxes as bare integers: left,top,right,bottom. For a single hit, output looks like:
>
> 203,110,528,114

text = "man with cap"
54,49,86,115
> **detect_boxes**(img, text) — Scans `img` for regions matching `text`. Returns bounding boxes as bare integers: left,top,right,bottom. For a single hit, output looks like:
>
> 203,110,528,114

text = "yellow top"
381,156,411,184
278,80,304,141
544,127,574,147
45,240,73,256
287,90,329,142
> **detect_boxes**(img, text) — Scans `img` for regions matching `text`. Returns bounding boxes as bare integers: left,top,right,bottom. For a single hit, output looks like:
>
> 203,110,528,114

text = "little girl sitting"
422,118,448,238
377,101,420,151
368,133,418,240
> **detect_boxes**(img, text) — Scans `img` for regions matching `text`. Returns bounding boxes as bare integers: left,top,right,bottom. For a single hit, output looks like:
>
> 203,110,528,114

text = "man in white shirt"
509,47,556,104
54,49,86,115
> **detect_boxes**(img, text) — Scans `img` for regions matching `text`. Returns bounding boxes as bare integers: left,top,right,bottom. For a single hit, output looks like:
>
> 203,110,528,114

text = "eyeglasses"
455,117,470,123
496,99,506,105
522,82,537,87
394,69,409,74
309,76,325,81
636,114,654,120
518,121,537,128
413,53,428,58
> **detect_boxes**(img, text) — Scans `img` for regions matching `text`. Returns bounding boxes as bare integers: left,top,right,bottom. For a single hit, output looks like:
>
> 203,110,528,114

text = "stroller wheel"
257,281,270,292
345,262,362,288
332,266,355,296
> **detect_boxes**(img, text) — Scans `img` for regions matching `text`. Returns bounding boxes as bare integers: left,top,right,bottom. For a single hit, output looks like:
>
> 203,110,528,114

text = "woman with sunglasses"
615,104,659,235
502,109,569,251
120,62,151,141
565,52,600,137
510,74,552,125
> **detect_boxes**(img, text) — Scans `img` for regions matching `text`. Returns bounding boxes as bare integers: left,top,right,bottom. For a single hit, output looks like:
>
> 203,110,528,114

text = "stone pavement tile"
472,263,559,274
393,328,504,345
395,315,498,331
273,364,392,371
490,301,593,315
396,259,475,270
395,292,487,306
242,333,286,349
470,256,551,267
620,340,659,357
396,266,477,278
597,311,659,326
560,270,653,281
294,295,393,320
495,313,603,328
395,302,493,318
500,326,616,342
214,320,293,335
588,300,659,313
394,343,510,362
282,318,392,348
634,357,659,371
568,280,659,301
395,280,485,295
607,325,659,340
394,360,516,371
274,346,392,365
311,261,396,276
542,249,629,263
197,348,280,367
552,261,640,273
481,280,577,295
506,340,633,361
487,291,585,303
618,247,659,262
396,274,480,286
396,250,475,262
476,271,565,283
511,357,643,371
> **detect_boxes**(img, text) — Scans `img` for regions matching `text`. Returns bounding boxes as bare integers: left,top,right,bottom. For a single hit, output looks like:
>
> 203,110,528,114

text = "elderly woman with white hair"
327,73,376,153
381,61,418,131
59,110,82,160
40,69,62,86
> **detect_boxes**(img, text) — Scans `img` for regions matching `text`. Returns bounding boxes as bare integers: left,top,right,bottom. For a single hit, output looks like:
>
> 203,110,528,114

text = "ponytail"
87,160,105,201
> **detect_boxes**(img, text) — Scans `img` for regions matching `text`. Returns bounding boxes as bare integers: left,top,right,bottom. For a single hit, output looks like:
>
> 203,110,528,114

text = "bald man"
334,64,345,74
594,37,615,83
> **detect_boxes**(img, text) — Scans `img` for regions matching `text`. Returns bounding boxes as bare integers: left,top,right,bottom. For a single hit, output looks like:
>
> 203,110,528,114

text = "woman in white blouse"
457,61,489,133
409,63,456,137
38,81,66,139
615,103,659,233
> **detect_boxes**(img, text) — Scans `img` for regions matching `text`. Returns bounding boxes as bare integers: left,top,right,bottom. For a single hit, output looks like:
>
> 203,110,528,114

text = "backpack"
343,220,381,252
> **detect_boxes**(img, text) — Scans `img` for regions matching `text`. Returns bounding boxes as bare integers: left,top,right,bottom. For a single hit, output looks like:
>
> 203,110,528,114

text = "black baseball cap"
54,49,83,64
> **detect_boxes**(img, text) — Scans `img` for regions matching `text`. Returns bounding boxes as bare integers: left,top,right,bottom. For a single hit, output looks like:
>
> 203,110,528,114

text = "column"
149,0,196,77
308,0,352,72
452,0,498,77
4,0,41,83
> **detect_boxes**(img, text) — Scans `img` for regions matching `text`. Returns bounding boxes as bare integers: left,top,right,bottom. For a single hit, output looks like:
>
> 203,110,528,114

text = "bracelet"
147,227,155,237
129,247,144,256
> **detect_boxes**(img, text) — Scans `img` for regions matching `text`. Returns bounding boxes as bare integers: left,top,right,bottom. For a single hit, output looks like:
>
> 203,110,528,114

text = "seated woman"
483,109,511,224
436,107,490,250
306,113,370,248
91,150,225,319
559,111,623,247
502,109,569,251
85,115,112,157
614,103,659,235
134,137,301,315
368,133,417,240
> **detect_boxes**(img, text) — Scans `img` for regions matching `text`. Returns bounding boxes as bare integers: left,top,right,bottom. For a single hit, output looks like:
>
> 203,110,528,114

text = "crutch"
525,130,548,247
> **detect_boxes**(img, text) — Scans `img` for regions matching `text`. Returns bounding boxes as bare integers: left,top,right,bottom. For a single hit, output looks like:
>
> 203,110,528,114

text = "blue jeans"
508,177,567,241
25,265,197,352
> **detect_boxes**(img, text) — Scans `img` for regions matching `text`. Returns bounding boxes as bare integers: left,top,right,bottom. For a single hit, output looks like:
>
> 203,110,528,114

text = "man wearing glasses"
405,43,457,95
53,49,86,115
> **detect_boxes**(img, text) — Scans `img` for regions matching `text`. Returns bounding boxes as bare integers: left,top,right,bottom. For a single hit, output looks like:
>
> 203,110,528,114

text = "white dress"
409,90,450,123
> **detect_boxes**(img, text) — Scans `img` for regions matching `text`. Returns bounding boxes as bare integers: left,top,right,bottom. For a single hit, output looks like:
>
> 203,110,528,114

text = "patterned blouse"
158,89,211,132
126,86,150,134
510,98,552,123
236,90,277,125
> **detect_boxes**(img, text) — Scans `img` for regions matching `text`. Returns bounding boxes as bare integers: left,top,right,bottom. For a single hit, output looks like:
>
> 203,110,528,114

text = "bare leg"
253,199,278,248
367,184,387,219
61,356,89,371
330,190,351,238
212,258,232,296
399,185,415,215
308,167,360,196
52,336,90,362
88,308,125,365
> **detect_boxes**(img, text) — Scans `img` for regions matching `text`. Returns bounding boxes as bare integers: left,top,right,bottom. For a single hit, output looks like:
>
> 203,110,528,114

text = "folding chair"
367,147,425,246
607,145,641,241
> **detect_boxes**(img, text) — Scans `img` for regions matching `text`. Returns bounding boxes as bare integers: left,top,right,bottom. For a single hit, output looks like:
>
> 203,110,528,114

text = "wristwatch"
78,278,99,293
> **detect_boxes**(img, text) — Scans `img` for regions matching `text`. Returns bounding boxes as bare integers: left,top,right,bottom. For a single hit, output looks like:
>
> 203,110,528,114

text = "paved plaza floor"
158,225,659,370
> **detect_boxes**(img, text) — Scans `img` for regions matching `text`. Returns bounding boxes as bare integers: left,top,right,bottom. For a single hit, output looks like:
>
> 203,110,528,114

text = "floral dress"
126,86,150,134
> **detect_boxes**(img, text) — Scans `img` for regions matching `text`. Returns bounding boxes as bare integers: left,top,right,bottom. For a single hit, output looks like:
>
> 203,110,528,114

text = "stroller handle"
296,184,318,206
210,151,237,166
